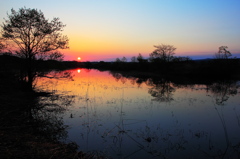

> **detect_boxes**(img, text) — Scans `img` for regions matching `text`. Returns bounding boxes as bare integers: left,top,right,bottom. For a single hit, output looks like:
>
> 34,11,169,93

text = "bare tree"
149,44,176,62
1,7,69,89
215,46,232,59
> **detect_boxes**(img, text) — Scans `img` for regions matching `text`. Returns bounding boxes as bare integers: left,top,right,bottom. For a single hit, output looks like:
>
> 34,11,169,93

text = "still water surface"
36,68,240,159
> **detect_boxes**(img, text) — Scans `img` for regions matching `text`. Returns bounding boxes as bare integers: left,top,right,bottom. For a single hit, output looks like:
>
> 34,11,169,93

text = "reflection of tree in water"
38,70,74,81
29,93,75,141
111,72,122,82
111,72,127,84
208,80,239,105
111,72,175,102
27,70,75,141
111,72,147,87
147,78,175,102
205,80,240,158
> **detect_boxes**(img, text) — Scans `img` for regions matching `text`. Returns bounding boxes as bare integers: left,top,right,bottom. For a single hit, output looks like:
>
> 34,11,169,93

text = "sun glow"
77,57,81,61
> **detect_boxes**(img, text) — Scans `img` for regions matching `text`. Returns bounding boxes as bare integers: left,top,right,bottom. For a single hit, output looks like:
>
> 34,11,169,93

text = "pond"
36,68,240,159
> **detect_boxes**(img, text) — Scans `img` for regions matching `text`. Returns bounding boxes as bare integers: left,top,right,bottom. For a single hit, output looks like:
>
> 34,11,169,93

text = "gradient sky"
1,0,240,61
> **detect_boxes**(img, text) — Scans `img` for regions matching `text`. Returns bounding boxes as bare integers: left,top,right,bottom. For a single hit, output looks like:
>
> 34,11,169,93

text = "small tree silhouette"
215,46,232,59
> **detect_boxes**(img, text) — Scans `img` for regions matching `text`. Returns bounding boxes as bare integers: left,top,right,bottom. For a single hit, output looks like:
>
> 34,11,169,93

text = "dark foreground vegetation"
0,73,79,159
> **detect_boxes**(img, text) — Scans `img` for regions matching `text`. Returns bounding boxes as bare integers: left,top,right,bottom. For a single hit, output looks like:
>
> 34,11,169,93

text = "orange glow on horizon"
62,38,240,61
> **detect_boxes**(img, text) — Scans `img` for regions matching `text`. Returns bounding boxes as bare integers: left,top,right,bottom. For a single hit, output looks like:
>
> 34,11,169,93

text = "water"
36,68,240,159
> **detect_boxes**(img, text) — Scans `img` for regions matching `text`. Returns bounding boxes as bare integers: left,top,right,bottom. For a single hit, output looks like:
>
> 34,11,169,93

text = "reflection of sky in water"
36,69,240,158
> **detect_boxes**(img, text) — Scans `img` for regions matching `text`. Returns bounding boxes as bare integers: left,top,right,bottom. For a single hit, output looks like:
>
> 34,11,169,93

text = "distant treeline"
86,58,240,78
1,54,240,79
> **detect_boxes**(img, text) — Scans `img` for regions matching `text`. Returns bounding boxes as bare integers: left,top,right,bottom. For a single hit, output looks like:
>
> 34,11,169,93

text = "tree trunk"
26,57,34,91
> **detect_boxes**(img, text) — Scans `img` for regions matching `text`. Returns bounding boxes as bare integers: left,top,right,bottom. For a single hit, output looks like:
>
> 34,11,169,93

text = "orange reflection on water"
36,68,150,103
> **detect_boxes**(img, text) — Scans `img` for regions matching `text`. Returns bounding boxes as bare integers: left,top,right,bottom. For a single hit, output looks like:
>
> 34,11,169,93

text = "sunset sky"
1,0,240,61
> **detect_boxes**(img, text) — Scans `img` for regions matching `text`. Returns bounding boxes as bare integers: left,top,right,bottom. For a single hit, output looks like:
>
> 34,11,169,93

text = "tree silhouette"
1,7,69,90
149,44,176,63
214,46,232,59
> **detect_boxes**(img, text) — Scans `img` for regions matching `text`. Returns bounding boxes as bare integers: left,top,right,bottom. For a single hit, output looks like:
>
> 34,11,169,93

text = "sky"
1,0,240,61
